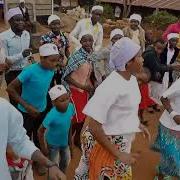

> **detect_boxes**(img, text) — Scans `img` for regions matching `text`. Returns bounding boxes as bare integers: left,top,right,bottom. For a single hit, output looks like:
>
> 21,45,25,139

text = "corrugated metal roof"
99,0,180,11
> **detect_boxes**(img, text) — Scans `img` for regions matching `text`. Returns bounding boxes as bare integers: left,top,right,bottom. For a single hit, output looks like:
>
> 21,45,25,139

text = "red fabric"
139,83,155,110
162,23,180,41
70,87,88,123
7,157,26,168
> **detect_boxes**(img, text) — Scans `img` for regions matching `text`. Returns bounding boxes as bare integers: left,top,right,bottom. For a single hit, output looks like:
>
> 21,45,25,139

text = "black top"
160,45,179,83
143,46,171,83
19,6,30,21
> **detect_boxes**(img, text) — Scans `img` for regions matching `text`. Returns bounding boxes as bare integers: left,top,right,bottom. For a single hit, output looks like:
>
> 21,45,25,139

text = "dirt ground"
0,20,161,180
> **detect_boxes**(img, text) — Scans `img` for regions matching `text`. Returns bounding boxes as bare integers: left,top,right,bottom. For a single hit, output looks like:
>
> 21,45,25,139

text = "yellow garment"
85,19,99,35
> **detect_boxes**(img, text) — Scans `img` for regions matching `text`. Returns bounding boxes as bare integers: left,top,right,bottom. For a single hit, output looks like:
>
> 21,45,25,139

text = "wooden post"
52,0,54,14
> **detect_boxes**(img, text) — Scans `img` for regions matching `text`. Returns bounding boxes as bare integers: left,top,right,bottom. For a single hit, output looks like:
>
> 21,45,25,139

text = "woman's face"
127,51,144,74
80,35,94,53
111,34,123,45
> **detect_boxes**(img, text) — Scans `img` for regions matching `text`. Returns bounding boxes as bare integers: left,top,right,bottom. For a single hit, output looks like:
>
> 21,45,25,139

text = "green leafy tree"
145,11,178,30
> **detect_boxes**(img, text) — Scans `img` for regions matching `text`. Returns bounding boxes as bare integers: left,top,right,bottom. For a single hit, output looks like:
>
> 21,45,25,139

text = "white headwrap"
48,14,60,25
20,0,25,3
79,31,94,40
129,13,142,24
167,33,179,40
91,5,103,12
39,43,59,57
6,7,23,21
109,37,141,71
110,28,124,40
49,85,67,101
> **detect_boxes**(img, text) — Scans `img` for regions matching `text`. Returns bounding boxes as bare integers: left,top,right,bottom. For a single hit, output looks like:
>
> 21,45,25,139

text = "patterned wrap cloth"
74,127,134,180
152,123,180,177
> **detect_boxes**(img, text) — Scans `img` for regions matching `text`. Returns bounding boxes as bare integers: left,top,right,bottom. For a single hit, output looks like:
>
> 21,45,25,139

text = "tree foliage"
145,11,178,30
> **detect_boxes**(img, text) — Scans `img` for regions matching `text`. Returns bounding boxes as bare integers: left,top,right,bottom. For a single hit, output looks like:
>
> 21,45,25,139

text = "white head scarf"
6,7,23,21
129,13,142,24
109,37,141,71
167,33,179,40
110,28,124,40
20,0,25,3
48,14,60,25
91,5,103,13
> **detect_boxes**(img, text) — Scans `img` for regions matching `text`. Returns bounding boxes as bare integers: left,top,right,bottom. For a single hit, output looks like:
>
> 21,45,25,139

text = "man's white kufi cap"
49,85,67,101
129,13,142,24
6,7,23,21
167,33,179,40
48,14,60,25
39,43,59,57
110,28,124,40
91,5,103,12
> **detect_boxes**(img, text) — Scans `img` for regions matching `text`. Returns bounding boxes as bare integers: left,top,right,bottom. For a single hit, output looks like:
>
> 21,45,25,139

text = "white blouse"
160,78,180,131
83,71,141,135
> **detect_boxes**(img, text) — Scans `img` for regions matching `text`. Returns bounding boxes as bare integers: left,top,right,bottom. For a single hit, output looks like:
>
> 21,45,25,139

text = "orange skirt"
89,135,133,180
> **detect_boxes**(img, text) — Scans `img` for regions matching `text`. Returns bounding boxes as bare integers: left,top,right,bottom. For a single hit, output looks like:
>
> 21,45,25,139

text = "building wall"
5,0,52,21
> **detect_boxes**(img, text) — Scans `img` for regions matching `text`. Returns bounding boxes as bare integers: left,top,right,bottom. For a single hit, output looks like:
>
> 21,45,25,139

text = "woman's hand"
173,115,180,125
139,123,151,142
117,152,140,165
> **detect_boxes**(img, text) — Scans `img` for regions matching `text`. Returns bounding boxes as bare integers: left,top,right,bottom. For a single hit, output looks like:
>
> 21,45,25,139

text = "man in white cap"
94,28,124,84
0,97,66,180
41,14,70,87
160,33,179,88
41,14,70,60
123,13,145,51
69,5,103,51
0,7,31,107
38,85,75,173
7,43,59,150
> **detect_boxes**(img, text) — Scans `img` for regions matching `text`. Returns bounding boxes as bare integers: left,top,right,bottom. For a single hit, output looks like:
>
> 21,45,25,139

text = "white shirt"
83,71,141,135
0,29,30,71
69,18,103,51
132,29,140,45
0,98,38,180
160,78,180,131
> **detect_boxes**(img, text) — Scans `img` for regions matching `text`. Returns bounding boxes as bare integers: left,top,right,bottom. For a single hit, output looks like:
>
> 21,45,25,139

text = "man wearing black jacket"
143,39,180,105
160,33,179,86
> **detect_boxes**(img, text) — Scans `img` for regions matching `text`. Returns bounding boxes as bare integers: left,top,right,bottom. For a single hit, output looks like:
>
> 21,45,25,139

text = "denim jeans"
48,145,70,173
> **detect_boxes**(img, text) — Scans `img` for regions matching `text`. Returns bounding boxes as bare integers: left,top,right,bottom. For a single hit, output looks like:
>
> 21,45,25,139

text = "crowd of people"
0,1,180,180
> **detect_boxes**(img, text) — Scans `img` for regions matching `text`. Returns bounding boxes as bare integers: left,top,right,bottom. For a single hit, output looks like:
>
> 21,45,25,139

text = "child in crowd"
152,78,180,180
137,67,156,126
38,85,75,173
7,43,59,147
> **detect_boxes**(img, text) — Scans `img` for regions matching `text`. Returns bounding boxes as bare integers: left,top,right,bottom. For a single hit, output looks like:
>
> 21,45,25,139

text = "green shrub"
145,11,178,30
101,4,115,21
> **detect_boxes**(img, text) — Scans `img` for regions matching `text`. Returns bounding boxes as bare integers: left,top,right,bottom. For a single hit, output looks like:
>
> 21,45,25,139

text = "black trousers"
21,111,47,148
5,70,22,107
